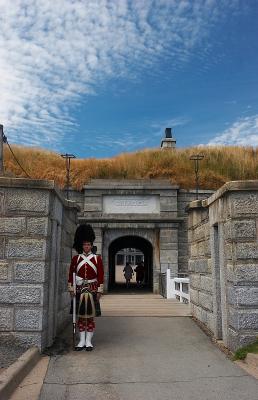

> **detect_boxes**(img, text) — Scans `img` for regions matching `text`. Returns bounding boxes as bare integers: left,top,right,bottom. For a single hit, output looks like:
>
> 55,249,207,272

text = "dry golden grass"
3,144,258,190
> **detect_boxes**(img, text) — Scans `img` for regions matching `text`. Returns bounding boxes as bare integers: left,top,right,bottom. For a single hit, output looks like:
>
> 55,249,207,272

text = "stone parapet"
83,179,179,189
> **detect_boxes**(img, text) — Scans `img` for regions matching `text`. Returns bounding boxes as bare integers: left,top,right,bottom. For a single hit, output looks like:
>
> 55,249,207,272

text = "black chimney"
165,127,172,138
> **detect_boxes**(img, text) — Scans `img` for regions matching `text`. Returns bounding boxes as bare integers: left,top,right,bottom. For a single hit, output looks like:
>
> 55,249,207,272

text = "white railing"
166,269,190,303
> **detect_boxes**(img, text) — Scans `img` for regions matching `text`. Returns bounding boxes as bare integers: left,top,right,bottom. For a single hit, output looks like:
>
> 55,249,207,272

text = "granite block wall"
187,202,214,332
0,178,78,350
188,181,258,351
178,190,213,273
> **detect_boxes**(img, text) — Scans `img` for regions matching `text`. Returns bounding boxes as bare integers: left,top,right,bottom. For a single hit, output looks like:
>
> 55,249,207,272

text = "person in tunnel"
68,224,104,351
134,262,145,287
123,261,134,288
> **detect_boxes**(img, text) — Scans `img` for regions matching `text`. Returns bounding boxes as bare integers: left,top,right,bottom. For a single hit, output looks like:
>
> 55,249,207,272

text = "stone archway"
102,228,160,293
108,235,153,291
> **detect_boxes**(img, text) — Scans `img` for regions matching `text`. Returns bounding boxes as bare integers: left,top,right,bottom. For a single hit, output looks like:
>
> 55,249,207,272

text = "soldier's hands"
97,293,102,301
69,291,75,298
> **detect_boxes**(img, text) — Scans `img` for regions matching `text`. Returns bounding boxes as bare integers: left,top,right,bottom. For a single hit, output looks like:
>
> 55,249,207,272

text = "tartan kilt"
70,290,101,317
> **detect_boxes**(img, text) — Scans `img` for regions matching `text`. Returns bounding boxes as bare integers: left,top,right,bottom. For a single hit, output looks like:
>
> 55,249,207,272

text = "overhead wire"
2,130,31,179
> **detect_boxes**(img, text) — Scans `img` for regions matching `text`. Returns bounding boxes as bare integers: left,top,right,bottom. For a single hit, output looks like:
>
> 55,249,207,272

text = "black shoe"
85,346,93,351
74,346,85,351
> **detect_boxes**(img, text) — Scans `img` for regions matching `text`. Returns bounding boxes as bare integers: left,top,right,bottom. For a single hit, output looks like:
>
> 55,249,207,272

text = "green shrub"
233,338,258,360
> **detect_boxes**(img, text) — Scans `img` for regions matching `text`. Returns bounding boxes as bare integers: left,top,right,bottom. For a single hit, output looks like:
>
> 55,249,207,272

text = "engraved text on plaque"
103,195,160,214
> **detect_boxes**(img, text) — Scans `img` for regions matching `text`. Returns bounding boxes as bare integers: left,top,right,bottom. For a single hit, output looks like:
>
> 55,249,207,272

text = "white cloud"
0,0,240,148
85,131,149,154
207,115,258,146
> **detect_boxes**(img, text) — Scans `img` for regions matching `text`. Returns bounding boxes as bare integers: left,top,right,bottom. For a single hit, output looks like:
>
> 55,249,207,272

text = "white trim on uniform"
76,253,97,274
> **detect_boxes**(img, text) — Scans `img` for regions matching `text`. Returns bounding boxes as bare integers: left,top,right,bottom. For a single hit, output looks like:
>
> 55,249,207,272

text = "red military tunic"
68,252,104,293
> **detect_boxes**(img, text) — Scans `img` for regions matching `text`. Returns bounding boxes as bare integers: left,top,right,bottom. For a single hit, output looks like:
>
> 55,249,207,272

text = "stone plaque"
103,195,160,214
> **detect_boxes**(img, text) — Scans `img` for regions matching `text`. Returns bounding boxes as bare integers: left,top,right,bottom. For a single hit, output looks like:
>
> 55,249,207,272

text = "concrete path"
39,317,258,400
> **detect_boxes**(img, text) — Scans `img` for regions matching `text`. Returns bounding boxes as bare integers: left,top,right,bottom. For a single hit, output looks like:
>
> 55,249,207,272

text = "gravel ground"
0,344,27,369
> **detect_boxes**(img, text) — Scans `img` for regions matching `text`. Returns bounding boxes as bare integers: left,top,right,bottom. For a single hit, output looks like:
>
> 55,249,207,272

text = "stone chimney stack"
161,127,176,149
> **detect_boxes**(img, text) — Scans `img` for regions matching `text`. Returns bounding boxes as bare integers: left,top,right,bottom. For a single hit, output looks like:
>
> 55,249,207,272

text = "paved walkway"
101,294,190,316
39,316,258,400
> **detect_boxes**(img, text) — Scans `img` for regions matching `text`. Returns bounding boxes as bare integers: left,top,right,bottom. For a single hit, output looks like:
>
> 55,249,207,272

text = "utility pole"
61,153,76,200
0,124,7,176
190,154,204,200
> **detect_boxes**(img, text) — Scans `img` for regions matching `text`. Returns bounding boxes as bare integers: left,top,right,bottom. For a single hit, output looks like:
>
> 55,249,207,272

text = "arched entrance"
108,236,153,291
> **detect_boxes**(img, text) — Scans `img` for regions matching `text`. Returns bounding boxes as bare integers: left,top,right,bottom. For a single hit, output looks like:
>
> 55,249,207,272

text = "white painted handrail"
166,269,189,303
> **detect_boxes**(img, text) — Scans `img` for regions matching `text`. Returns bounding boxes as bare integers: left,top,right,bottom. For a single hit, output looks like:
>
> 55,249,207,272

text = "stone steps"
101,294,191,317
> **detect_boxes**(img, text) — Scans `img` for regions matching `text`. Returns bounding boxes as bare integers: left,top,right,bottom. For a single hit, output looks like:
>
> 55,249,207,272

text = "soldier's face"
83,241,92,254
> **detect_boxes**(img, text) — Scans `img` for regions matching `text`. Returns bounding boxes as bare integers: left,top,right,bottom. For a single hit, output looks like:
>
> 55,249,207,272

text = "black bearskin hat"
73,224,96,253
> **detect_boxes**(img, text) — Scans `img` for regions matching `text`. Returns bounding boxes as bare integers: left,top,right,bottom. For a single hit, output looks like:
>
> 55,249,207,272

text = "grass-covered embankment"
3,144,258,190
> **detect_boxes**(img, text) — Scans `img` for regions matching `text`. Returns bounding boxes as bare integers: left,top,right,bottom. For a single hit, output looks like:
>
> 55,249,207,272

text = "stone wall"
187,181,258,351
178,190,213,273
187,201,214,333
0,178,78,350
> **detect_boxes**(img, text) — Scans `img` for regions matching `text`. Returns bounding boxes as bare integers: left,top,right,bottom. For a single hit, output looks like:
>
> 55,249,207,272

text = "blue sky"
1,0,258,158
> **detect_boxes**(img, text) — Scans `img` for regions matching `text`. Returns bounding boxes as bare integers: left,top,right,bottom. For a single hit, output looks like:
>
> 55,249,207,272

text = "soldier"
68,224,104,351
